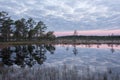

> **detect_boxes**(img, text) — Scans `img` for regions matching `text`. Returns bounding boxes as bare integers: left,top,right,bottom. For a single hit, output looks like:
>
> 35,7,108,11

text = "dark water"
0,44,120,71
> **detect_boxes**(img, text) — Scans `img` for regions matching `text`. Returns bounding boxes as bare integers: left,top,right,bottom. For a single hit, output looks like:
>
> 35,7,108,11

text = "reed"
0,65,120,80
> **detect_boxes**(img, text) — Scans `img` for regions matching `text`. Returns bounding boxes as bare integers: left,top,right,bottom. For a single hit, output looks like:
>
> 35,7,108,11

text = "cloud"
0,0,120,31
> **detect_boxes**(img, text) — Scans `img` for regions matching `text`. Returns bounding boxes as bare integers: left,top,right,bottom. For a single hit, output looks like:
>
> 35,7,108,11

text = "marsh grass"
0,65,120,80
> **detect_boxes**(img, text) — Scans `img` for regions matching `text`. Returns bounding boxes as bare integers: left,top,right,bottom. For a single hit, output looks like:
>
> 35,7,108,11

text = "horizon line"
54,29,120,37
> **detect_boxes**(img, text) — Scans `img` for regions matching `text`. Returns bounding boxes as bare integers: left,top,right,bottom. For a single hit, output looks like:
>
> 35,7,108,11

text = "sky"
0,0,120,36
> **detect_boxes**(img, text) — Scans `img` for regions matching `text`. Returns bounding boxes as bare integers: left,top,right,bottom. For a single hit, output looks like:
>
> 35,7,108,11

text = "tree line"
0,11,55,42
57,35,120,40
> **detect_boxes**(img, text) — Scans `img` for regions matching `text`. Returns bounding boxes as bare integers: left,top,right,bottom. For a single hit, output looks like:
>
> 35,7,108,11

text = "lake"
45,44,120,70
0,44,120,80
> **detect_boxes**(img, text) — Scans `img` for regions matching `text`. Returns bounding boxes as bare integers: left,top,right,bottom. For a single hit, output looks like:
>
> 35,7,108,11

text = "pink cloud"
54,29,120,36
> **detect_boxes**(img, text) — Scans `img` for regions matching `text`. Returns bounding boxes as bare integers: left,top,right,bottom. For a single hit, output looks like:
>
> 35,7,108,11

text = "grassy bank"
0,65,120,80
0,40,120,45
0,41,55,45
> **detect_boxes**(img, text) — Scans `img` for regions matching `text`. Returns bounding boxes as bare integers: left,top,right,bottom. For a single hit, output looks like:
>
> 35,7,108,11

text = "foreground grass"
0,65,120,80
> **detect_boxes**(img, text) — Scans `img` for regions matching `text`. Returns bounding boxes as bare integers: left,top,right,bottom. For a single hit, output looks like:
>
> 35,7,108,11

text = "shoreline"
0,40,120,45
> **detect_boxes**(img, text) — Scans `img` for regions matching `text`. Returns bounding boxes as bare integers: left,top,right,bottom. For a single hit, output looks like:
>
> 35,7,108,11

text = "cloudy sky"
0,0,120,35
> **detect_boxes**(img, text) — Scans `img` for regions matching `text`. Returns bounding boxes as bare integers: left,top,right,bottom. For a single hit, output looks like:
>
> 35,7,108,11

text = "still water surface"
0,44,120,71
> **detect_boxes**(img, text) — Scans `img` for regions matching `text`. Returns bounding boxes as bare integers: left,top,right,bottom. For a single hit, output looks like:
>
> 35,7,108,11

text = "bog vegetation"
0,65,120,80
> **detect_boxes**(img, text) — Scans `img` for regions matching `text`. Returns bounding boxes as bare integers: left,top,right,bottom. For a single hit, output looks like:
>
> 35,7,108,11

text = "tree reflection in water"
72,45,78,55
0,44,55,67
110,44,115,53
0,44,118,68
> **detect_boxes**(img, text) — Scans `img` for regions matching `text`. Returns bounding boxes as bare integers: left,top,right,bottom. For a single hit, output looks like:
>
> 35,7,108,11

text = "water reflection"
72,45,78,55
0,44,55,67
0,44,120,67
63,43,119,54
